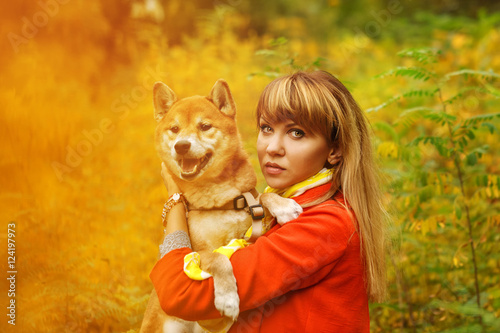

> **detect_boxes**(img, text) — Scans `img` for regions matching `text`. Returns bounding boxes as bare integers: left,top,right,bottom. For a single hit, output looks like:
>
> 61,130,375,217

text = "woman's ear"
327,146,342,166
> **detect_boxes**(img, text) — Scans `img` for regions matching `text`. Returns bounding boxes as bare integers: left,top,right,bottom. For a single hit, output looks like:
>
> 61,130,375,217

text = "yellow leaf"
429,217,438,232
421,219,429,235
377,141,398,158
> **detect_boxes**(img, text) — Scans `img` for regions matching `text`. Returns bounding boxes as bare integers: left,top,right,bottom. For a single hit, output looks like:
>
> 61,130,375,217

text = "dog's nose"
174,140,191,155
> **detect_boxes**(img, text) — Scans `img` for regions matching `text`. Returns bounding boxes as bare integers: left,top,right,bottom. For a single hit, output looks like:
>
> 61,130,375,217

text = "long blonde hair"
256,71,387,302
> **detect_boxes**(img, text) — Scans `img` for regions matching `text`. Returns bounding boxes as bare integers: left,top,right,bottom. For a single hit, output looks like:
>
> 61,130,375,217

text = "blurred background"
1,0,499,332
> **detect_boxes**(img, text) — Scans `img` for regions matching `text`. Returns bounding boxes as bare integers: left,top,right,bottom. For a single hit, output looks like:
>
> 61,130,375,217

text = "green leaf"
466,152,478,166
424,110,457,126
311,57,327,68
410,136,451,157
400,106,437,117
397,47,440,64
366,89,439,113
444,86,500,105
475,174,489,187
366,96,401,113
401,88,440,98
395,107,438,127
269,37,288,47
481,122,498,134
444,69,500,81
469,145,489,157
418,185,434,202
254,49,277,57
373,122,399,142
374,66,436,82
463,112,500,127
247,71,281,79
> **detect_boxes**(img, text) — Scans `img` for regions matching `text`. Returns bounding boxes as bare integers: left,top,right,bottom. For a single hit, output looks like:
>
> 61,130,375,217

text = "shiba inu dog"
140,79,302,333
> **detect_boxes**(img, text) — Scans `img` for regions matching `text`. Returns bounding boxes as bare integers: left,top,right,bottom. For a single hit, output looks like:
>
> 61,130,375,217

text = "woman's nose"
266,136,285,156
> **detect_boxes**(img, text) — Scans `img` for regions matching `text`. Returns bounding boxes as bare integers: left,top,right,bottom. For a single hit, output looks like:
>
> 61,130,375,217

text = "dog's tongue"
181,158,199,173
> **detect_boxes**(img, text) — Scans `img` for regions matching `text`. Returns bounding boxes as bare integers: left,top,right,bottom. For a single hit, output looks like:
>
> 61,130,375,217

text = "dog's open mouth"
178,153,212,179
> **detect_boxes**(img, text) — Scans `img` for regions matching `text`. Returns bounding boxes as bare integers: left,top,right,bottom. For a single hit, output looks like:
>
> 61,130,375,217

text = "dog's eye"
170,126,180,133
200,123,212,131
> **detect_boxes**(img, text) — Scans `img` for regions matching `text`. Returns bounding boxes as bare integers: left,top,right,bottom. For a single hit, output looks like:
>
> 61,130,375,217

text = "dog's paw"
214,289,239,321
270,199,303,225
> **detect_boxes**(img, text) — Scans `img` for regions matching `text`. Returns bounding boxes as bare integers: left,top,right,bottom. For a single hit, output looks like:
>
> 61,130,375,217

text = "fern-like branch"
463,112,500,127
375,66,437,82
366,89,439,113
444,69,500,81
397,47,440,65
423,111,457,126
396,107,457,128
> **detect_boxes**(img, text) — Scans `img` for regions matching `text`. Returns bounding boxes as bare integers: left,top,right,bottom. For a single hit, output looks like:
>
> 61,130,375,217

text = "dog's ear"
209,79,236,117
153,82,177,122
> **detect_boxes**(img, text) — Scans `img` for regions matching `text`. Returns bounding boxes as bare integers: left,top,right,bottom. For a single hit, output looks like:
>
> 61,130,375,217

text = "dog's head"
153,79,241,182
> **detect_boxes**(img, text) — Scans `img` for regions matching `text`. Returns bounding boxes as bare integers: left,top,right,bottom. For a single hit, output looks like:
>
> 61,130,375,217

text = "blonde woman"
151,71,387,332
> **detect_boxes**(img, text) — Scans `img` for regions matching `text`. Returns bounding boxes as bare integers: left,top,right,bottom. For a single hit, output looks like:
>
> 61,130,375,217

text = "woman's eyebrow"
284,121,301,129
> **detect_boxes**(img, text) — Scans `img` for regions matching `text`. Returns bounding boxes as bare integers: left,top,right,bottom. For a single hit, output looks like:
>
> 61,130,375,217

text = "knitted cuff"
159,230,192,258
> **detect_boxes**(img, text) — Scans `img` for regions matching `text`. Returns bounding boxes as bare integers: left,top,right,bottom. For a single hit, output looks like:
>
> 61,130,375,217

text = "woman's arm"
151,202,355,320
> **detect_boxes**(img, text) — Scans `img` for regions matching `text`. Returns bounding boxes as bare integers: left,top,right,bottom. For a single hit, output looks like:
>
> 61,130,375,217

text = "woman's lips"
265,162,285,175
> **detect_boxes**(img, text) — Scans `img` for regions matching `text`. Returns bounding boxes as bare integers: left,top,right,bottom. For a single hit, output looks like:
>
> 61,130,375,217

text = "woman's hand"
161,163,189,235
161,163,180,195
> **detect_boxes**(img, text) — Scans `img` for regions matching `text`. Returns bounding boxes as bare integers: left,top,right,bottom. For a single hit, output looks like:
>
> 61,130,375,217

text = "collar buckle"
249,204,265,220
233,195,247,210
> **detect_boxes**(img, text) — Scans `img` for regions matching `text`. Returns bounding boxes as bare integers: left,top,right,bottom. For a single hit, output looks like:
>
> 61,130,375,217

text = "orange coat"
150,184,369,332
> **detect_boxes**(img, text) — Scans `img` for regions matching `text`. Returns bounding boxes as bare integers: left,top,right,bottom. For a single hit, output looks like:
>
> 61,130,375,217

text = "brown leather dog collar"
186,188,259,211
187,188,265,242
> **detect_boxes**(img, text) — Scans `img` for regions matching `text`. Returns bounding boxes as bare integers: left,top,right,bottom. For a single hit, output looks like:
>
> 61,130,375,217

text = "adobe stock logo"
357,0,403,38
7,0,71,54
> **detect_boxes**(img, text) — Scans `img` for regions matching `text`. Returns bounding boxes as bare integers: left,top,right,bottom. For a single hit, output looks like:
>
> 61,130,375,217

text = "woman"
150,71,387,332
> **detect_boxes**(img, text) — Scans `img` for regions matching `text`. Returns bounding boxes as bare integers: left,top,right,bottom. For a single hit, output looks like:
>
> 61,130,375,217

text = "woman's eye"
200,123,212,131
170,126,180,133
289,129,305,138
260,125,272,133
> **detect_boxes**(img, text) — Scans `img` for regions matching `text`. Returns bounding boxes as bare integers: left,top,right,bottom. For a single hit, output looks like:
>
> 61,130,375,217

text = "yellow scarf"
182,168,334,332
263,167,334,198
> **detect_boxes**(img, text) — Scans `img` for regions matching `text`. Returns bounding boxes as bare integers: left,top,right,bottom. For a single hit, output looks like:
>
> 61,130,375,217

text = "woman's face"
257,117,336,189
